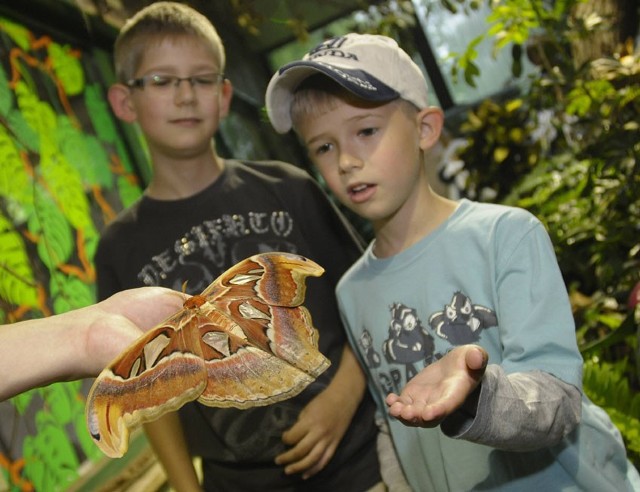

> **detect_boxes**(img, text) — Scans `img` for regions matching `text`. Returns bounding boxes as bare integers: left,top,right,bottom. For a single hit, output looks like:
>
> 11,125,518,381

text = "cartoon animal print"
359,330,381,368
429,291,497,345
383,303,435,380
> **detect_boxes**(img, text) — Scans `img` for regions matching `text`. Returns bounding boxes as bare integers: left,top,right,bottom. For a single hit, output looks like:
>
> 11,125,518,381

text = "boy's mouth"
171,117,201,125
348,183,376,203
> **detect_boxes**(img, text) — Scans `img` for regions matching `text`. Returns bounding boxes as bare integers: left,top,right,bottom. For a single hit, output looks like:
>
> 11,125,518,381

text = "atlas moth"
86,252,330,458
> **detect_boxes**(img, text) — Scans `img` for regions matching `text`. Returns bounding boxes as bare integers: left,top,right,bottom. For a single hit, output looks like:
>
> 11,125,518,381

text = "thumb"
465,345,488,373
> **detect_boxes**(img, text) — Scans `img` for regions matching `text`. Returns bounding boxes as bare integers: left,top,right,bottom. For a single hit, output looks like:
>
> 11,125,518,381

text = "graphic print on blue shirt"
429,291,498,345
365,293,497,394
359,329,382,368
382,302,436,380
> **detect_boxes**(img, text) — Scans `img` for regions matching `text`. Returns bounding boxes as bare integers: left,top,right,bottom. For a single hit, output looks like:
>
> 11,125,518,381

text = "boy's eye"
127,73,224,90
191,74,219,86
149,75,173,87
359,127,378,137
314,143,332,156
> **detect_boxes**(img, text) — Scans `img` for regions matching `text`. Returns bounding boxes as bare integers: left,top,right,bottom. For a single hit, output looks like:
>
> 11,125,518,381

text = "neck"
372,187,458,258
145,149,225,200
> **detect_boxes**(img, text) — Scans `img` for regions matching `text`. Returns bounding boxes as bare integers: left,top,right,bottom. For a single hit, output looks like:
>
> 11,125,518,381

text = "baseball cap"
266,33,429,133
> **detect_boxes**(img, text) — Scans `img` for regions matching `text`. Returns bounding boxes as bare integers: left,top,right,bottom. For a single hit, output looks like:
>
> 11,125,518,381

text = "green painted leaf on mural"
10,388,35,415
6,108,40,153
15,81,56,147
22,412,80,491
28,187,73,269
0,212,39,308
82,226,100,265
84,84,119,144
117,174,143,208
0,64,13,117
39,145,93,232
115,137,142,176
0,125,34,210
48,42,85,96
84,135,115,188
49,273,95,313
0,17,30,50
56,115,112,188
40,383,80,426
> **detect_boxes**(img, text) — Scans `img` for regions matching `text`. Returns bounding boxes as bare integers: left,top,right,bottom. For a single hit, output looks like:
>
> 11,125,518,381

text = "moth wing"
196,308,328,408
205,252,329,370
201,252,325,307
85,310,208,458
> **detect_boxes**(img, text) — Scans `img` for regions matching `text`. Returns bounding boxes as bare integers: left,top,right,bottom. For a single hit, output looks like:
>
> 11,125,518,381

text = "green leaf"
28,188,74,269
47,42,85,96
0,125,34,210
463,61,480,87
117,174,143,208
50,273,95,313
0,64,13,117
39,144,94,233
6,108,40,153
0,16,31,50
40,384,79,426
22,412,80,491
84,83,119,144
14,81,57,144
10,388,35,415
0,212,39,308
56,115,112,188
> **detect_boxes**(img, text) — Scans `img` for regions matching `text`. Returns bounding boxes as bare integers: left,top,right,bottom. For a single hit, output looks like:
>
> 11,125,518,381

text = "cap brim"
266,61,399,133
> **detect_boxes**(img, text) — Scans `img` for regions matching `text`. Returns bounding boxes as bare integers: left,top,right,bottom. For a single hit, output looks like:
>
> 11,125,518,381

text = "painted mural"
0,15,148,491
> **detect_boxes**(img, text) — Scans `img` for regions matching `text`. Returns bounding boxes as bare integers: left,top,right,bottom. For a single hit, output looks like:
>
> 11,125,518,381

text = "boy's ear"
417,107,444,151
218,79,233,119
108,83,138,123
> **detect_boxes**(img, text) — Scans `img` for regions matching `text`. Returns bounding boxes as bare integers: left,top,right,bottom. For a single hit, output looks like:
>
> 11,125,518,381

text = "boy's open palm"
386,345,488,427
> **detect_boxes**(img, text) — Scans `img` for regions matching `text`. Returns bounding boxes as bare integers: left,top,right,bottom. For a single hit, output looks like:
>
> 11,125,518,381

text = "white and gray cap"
266,33,429,133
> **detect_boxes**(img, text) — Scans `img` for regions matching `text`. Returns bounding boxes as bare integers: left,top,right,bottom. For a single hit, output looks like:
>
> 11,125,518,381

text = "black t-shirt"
95,160,381,491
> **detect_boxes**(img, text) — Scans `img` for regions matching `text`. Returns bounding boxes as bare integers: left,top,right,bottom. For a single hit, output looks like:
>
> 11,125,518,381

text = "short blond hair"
113,1,225,83
291,74,417,133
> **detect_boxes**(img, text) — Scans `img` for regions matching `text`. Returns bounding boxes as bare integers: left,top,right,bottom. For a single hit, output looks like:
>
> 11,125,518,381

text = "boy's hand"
386,345,488,427
274,390,351,479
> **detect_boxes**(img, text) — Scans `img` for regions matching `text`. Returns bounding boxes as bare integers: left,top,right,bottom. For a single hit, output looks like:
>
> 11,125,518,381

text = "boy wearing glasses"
96,3,385,491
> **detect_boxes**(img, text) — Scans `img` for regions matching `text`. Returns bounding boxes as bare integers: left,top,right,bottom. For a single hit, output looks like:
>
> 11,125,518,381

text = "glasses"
126,73,224,93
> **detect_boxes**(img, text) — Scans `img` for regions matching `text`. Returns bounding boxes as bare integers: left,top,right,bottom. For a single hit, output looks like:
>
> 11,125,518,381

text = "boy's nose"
338,151,363,173
174,79,197,103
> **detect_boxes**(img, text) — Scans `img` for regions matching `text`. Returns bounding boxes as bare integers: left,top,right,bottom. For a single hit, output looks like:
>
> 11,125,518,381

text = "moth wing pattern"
86,252,330,458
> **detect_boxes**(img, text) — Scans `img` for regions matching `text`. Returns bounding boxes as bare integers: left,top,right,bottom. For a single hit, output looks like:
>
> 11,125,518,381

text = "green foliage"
445,0,640,467
0,212,39,308
583,358,640,457
0,14,145,490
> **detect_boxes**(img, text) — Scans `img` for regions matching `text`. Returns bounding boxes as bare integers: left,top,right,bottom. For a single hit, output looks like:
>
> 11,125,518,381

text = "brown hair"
113,2,225,83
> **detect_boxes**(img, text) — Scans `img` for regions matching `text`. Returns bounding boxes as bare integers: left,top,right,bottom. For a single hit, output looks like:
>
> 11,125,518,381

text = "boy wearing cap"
266,33,640,491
